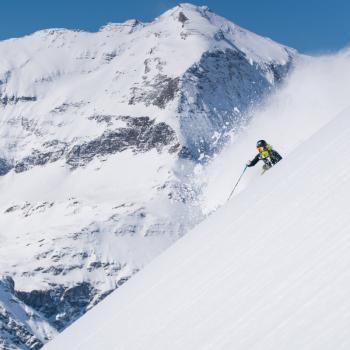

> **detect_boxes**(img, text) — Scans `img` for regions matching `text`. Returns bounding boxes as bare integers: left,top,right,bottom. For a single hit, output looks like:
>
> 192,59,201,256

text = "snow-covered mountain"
43,102,350,350
41,39,350,349
0,3,297,348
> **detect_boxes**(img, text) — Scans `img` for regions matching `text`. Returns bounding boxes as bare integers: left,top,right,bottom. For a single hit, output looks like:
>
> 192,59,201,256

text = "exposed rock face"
16,276,131,332
0,158,12,175
13,116,178,172
17,283,95,331
66,116,179,168
0,277,57,350
15,141,68,173
179,48,292,159
129,75,180,109
178,12,189,25
0,95,37,106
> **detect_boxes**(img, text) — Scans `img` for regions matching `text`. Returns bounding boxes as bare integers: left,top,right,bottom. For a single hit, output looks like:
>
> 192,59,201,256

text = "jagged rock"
11,117,178,174
14,140,67,174
178,12,189,24
1,276,15,294
15,280,127,332
0,276,56,350
66,116,178,168
129,75,180,109
0,95,37,106
16,283,94,331
0,158,13,175
50,102,87,114
178,48,293,159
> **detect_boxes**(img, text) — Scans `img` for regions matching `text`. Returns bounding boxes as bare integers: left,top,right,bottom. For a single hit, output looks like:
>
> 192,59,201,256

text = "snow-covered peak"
154,3,294,64
0,2,296,163
156,3,210,20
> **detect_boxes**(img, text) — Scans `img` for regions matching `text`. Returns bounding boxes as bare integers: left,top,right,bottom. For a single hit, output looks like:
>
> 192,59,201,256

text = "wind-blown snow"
201,47,350,212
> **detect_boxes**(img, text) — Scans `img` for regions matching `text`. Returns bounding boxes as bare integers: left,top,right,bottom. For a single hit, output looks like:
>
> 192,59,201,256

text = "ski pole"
228,165,248,201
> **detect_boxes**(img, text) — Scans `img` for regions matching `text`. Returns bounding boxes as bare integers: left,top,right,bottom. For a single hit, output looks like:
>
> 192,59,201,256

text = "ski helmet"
256,140,267,148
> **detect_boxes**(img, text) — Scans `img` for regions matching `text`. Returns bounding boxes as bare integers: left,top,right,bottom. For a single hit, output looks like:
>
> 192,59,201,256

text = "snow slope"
44,106,350,349
200,47,350,213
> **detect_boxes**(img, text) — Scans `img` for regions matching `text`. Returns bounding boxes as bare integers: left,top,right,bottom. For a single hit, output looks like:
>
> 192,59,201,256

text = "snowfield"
44,106,350,349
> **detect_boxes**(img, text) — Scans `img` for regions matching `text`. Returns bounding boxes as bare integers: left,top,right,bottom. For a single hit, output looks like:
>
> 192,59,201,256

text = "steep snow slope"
0,3,296,347
45,107,350,349
201,47,350,212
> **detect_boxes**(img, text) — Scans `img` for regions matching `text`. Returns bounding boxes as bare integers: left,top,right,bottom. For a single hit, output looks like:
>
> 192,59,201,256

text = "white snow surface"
45,104,350,349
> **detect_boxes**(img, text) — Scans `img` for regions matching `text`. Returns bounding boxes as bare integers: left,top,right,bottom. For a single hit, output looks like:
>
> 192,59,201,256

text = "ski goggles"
257,146,265,153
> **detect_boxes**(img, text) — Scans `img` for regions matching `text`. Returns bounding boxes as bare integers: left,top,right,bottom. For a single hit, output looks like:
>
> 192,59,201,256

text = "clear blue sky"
1,0,349,53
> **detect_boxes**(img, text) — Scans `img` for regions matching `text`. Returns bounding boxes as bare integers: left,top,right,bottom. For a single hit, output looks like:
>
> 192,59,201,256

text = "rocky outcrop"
15,141,68,173
0,268,131,349
12,116,179,173
66,116,179,167
129,75,180,109
0,95,37,106
17,283,95,331
0,158,13,176
178,48,293,160
16,276,131,332
0,277,56,350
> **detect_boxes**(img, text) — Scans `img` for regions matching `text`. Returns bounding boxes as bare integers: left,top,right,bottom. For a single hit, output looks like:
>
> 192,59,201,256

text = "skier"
247,140,282,173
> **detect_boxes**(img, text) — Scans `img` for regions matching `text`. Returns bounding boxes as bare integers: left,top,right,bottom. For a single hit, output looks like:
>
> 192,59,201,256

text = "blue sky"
0,0,349,53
